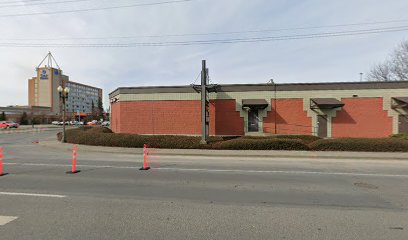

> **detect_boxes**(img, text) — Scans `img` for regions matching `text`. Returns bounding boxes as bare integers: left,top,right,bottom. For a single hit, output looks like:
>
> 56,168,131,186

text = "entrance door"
317,115,327,138
248,110,259,132
399,115,408,133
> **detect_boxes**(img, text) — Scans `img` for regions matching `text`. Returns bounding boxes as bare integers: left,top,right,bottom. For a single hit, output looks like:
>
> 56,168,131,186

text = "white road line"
0,192,66,198
0,216,18,226
157,167,408,178
3,162,408,178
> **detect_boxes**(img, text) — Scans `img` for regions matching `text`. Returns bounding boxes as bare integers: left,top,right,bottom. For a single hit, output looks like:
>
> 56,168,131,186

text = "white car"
52,121,59,125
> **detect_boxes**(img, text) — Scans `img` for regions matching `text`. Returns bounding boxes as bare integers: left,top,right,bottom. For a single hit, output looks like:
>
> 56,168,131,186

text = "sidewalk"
38,140,408,160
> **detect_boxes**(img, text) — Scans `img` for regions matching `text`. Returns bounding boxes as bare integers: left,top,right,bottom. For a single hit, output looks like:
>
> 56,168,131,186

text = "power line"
0,0,92,8
0,0,58,4
192,72,201,85
2,18,408,41
0,0,195,17
0,25,407,47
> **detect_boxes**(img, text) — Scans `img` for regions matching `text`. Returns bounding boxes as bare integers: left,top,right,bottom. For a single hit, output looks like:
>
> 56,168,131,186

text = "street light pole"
62,97,66,142
58,86,70,143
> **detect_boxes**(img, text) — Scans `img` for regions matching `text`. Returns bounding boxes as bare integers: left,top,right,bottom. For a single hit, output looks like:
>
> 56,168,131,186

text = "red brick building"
109,81,408,138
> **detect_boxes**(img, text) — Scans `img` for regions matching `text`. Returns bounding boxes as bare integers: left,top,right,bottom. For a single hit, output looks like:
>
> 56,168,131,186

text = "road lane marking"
0,192,66,198
157,167,408,178
3,162,408,178
0,216,18,226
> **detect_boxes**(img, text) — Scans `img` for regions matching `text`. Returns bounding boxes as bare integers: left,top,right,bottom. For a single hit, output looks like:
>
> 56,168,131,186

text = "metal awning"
242,99,269,109
310,98,345,109
392,97,408,108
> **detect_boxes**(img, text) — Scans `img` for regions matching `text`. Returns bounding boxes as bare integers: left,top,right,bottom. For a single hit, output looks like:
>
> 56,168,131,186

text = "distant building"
28,52,103,117
0,106,52,123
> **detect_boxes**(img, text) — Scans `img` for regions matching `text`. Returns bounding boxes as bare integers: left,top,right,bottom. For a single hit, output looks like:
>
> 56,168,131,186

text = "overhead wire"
0,0,92,8
192,72,201,85
2,18,408,41
0,0,194,17
0,25,407,47
0,0,56,4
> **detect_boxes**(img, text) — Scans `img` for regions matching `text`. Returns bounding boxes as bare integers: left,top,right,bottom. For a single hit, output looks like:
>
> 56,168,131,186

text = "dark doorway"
399,115,408,133
248,110,259,132
317,115,328,138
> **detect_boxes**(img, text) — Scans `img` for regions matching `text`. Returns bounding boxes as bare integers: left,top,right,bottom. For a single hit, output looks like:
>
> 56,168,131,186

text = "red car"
0,121,7,129
0,121,19,129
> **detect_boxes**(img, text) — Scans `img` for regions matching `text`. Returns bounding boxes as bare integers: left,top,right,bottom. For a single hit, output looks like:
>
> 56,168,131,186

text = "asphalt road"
0,130,407,240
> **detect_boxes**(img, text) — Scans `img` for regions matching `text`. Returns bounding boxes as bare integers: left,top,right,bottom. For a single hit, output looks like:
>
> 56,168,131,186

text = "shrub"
58,128,310,150
57,127,112,142
214,138,310,150
59,128,203,149
241,134,321,144
20,112,29,125
391,134,408,140
310,138,408,152
0,112,5,121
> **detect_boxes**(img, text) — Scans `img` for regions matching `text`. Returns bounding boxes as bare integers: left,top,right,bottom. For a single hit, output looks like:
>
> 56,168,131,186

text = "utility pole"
200,60,209,144
191,60,218,144
360,72,363,82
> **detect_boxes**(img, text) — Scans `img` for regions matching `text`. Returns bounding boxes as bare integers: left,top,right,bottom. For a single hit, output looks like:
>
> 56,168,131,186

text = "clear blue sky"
0,0,407,109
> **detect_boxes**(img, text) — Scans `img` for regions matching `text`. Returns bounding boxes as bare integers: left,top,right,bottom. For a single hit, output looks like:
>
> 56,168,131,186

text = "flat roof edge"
109,81,408,97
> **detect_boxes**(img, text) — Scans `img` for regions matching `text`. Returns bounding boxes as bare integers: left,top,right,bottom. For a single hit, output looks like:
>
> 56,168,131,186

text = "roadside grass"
57,127,408,152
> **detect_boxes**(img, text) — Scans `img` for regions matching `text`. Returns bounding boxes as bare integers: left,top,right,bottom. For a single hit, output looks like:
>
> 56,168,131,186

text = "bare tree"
367,40,408,81
367,62,392,81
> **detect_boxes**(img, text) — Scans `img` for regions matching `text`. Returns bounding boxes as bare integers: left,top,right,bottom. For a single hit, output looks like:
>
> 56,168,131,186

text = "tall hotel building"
28,53,102,116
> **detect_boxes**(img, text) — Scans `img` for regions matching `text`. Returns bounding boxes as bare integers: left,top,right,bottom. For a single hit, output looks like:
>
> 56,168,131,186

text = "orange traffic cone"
0,147,7,176
139,144,150,171
66,145,80,174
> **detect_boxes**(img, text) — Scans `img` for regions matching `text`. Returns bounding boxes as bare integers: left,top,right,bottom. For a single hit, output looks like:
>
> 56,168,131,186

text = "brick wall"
112,97,393,138
111,102,121,133
113,100,245,135
332,98,392,138
263,99,312,135
114,100,201,135
210,100,244,136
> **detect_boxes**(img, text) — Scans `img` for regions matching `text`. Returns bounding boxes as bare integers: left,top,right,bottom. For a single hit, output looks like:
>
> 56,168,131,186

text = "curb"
38,140,408,161
0,128,60,135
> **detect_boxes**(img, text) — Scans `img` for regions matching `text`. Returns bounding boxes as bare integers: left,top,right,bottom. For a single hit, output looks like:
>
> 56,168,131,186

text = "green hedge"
391,134,408,140
213,138,310,150
309,138,408,152
58,127,408,152
59,130,201,149
241,135,321,144
58,127,309,150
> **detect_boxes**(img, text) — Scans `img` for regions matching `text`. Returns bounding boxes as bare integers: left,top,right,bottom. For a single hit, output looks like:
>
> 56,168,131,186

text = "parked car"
101,121,110,127
87,120,97,126
0,121,8,129
52,121,60,125
70,121,83,126
5,121,19,128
